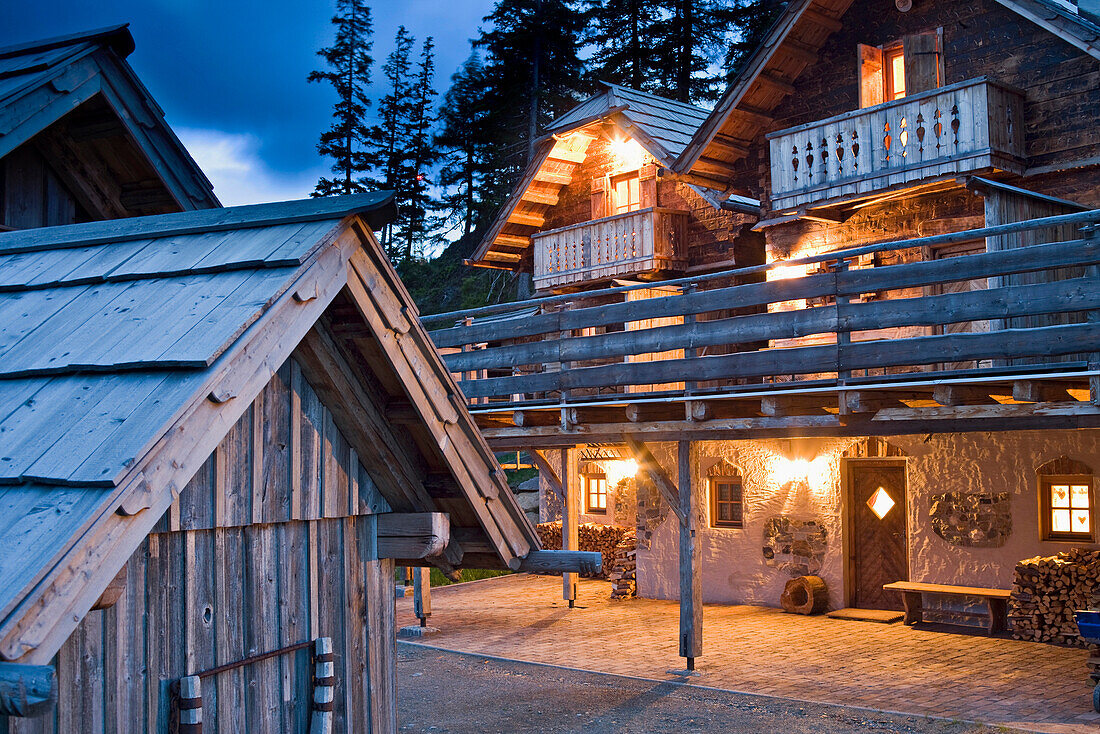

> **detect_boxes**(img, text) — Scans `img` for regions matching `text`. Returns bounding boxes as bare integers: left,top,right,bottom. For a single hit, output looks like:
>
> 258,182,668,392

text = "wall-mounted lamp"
609,136,646,172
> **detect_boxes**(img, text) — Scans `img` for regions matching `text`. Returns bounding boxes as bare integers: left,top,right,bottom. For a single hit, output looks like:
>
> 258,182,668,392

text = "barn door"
848,460,908,610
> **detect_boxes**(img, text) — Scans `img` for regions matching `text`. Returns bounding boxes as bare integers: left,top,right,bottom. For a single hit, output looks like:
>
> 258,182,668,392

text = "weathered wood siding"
5,358,396,734
1,144,86,230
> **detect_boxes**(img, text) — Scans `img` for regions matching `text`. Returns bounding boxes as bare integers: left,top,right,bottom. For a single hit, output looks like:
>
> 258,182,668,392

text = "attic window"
858,31,943,108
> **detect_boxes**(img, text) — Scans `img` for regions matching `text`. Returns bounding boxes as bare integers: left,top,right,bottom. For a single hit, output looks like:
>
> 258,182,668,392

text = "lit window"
1041,475,1094,541
710,475,743,529
585,473,611,515
611,172,641,215
884,44,906,100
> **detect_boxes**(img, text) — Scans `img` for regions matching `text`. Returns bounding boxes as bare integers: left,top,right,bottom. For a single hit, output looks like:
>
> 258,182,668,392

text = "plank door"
848,460,908,610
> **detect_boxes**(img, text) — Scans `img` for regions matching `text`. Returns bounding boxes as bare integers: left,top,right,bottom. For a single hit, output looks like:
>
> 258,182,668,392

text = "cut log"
780,575,828,615
0,662,56,718
376,512,449,559
513,550,603,575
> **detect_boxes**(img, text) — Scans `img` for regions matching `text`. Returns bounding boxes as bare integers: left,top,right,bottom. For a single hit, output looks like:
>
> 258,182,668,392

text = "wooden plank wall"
4,358,397,734
1,145,85,230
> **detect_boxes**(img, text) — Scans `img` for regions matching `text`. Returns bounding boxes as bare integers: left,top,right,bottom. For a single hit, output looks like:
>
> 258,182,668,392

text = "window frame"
883,42,906,101
709,474,744,529
610,171,642,215
1038,473,1095,542
584,473,609,514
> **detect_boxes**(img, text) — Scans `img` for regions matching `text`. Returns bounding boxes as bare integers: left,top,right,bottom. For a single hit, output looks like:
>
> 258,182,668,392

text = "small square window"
585,475,608,514
1040,475,1094,542
611,172,641,215
710,477,743,529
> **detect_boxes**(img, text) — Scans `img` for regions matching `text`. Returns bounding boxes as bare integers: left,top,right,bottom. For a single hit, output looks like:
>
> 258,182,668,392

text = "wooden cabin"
438,0,1100,667
0,24,218,230
0,195,594,733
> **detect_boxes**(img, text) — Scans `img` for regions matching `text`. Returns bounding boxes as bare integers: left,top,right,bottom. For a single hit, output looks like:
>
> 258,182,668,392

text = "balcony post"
561,447,578,606
558,302,573,431
678,440,701,670
1086,225,1100,405
835,258,851,384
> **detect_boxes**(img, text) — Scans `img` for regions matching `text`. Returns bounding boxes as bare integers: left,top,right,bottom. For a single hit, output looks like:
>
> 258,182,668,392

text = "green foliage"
308,0,376,196
428,567,512,587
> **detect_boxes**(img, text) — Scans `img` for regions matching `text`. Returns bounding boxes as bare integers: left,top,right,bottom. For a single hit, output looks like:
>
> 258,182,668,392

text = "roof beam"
507,211,545,228
534,170,572,185
781,39,820,65
711,134,751,157
624,437,687,525
757,72,797,96
730,105,775,128
801,8,843,32
493,233,531,248
547,149,586,164
521,189,559,206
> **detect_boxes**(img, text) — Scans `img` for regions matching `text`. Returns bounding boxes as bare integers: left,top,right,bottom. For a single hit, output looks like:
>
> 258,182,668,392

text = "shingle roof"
547,82,711,164
0,193,395,488
0,24,219,211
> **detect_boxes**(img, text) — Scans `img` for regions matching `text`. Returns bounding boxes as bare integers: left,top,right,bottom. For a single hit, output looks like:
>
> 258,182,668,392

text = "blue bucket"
1075,610,1100,643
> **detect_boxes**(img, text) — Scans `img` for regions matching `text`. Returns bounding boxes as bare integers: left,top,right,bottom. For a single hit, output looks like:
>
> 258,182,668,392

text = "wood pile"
609,531,637,600
536,521,626,579
1009,548,1100,648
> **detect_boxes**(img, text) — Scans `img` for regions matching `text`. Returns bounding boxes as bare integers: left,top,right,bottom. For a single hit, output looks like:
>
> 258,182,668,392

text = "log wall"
3,358,397,734
728,0,1100,206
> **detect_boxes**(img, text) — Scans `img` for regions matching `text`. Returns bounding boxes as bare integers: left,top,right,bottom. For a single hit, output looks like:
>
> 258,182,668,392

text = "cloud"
176,127,324,206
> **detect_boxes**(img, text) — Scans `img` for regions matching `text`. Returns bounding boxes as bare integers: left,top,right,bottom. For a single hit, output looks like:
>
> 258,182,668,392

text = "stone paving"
396,573,1100,734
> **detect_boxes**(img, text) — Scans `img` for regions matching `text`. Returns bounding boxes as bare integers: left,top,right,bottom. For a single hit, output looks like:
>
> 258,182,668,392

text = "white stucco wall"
636,429,1100,610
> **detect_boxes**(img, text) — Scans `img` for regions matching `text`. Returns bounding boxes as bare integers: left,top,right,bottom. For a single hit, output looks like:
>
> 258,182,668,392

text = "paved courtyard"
396,574,1100,734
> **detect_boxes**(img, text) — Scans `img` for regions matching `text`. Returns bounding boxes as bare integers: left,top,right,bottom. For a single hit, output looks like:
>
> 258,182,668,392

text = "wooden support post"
310,637,335,734
558,303,573,431
835,259,851,383
0,662,56,718
683,283,698,420
412,566,431,627
1088,256,1100,405
561,448,578,607
529,448,564,502
678,440,701,669
177,675,202,734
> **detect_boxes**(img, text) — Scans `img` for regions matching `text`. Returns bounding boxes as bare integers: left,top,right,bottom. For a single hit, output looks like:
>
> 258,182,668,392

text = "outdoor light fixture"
771,455,831,488
603,458,639,486
609,136,645,172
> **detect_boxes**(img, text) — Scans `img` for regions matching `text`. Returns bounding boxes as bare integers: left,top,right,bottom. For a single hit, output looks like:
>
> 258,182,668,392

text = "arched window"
1037,457,1094,542
708,459,743,529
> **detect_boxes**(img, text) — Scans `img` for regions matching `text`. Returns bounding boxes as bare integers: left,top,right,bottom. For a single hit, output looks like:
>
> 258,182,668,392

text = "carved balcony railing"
532,207,688,291
768,78,1026,211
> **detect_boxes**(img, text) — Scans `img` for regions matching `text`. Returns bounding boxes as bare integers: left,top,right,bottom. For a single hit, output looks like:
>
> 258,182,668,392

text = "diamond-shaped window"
867,487,896,519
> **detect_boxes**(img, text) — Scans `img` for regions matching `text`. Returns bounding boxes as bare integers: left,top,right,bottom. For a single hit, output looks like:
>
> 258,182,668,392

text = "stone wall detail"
929,491,1012,548
762,517,828,577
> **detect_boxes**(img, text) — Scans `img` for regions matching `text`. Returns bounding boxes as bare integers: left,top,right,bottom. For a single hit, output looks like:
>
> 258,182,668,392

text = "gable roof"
675,0,1100,187
0,193,538,664
470,83,710,269
0,24,219,214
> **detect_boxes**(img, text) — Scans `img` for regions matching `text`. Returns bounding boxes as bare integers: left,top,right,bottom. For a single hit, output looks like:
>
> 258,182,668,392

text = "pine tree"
399,37,440,262
582,0,661,92
722,0,787,81
476,0,586,208
308,0,375,196
435,52,491,240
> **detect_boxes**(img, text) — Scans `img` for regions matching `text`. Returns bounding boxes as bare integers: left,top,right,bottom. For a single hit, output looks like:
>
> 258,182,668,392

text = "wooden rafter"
624,437,686,525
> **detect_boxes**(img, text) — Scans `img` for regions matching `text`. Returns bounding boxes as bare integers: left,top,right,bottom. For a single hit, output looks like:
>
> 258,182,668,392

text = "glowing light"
768,263,809,281
867,487,896,519
609,137,646,172
603,459,639,486
770,455,831,488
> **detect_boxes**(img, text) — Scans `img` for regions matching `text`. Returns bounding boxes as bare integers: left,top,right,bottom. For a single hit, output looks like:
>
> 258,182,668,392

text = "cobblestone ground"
396,574,1100,734
397,643,1001,734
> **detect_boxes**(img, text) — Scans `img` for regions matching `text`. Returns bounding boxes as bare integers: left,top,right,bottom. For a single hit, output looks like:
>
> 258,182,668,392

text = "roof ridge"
0,24,133,60
0,192,397,255
599,80,709,113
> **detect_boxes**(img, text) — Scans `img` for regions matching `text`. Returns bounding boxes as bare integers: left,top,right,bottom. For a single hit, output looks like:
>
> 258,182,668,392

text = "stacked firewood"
1009,548,1100,647
535,521,626,579
609,531,637,600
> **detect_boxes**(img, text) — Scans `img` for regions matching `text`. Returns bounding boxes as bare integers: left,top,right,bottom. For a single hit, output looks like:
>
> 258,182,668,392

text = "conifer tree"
399,37,440,261
435,52,491,240
308,0,375,196
476,0,586,209
582,0,661,92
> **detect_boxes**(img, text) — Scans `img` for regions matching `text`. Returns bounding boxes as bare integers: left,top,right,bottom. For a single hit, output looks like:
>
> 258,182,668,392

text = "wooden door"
848,460,908,610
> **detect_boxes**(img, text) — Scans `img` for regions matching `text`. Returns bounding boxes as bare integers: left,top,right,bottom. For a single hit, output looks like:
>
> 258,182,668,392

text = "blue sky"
0,1,496,205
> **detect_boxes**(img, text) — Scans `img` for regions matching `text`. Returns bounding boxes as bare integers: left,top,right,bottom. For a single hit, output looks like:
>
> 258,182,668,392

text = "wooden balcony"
532,207,688,291
768,78,1026,211
428,210,1100,447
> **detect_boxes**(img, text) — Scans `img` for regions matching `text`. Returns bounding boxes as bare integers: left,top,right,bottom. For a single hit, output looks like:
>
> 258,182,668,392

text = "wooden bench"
883,581,1011,635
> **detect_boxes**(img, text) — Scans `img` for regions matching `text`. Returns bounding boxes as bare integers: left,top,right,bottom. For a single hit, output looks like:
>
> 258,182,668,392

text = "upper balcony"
767,78,1026,212
532,207,689,291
